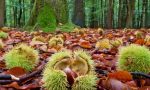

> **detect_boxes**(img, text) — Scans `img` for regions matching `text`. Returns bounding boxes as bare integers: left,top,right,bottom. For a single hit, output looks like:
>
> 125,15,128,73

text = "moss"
117,44,150,73
4,43,39,71
0,31,8,39
37,4,56,32
57,22,80,32
49,0,68,24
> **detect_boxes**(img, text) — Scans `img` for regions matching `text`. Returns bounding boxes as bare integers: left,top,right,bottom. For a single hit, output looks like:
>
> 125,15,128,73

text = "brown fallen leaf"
108,71,133,82
79,40,92,49
6,67,26,77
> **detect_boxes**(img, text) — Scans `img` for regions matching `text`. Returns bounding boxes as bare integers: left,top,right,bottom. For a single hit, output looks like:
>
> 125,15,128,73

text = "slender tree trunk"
0,0,5,28
126,0,135,28
72,0,85,27
18,0,22,27
118,0,122,28
107,0,113,28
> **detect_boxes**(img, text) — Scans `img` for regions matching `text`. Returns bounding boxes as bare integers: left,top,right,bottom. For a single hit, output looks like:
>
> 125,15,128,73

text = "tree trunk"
107,0,113,28
126,0,135,28
49,0,68,24
24,0,68,32
0,0,5,28
118,0,122,28
72,0,85,27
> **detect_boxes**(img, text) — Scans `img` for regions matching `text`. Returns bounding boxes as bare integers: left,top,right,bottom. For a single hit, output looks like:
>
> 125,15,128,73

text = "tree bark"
24,0,68,32
72,0,85,27
0,0,5,28
126,0,135,28
118,0,122,28
107,0,113,28
49,0,68,24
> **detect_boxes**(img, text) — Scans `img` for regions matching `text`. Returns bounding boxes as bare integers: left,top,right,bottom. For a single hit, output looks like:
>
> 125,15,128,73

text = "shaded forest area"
0,0,150,30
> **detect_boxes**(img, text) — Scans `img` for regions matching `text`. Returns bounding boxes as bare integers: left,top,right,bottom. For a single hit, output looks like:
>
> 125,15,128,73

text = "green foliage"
0,31,8,39
57,22,80,32
4,43,39,71
50,0,68,24
117,44,150,73
37,4,56,32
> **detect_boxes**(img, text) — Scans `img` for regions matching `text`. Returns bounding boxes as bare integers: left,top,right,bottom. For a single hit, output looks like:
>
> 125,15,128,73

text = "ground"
0,28,150,90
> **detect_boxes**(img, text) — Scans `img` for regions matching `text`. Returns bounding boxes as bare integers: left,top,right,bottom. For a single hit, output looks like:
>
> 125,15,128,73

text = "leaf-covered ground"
0,28,150,90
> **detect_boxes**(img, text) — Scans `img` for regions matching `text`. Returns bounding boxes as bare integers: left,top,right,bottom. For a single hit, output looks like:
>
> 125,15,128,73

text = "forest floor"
0,28,150,90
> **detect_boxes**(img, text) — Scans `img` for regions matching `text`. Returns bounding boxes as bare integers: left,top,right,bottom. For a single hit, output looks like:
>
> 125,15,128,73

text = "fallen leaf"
108,71,133,82
6,67,26,77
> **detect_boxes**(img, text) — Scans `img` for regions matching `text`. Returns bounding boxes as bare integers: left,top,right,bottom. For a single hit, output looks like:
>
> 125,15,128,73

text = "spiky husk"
43,69,69,90
0,31,8,39
72,75,97,90
73,50,95,74
117,44,150,73
43,50,71,90
48,37,64,47
134,31,143,39
4,43,39,71
0,39,4,49
32,36,46,43
110,38,123,47
144,35,150,44
97,28,104,35
46,50,72,69
95,39,112,50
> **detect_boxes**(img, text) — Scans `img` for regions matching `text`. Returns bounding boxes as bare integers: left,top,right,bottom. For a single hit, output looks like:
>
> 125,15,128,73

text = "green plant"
37,4,56,32
42,50,97,90
57,22,80,32
117,44,150,73
0,31,8,39
4,43,39,71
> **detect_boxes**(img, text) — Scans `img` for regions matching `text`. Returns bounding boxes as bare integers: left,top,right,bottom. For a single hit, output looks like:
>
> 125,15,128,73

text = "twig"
18,64,44,83
131,72,150,79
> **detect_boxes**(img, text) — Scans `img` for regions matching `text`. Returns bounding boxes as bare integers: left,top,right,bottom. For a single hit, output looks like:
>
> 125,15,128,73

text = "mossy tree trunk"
24,0,68,32
72,0,85,27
